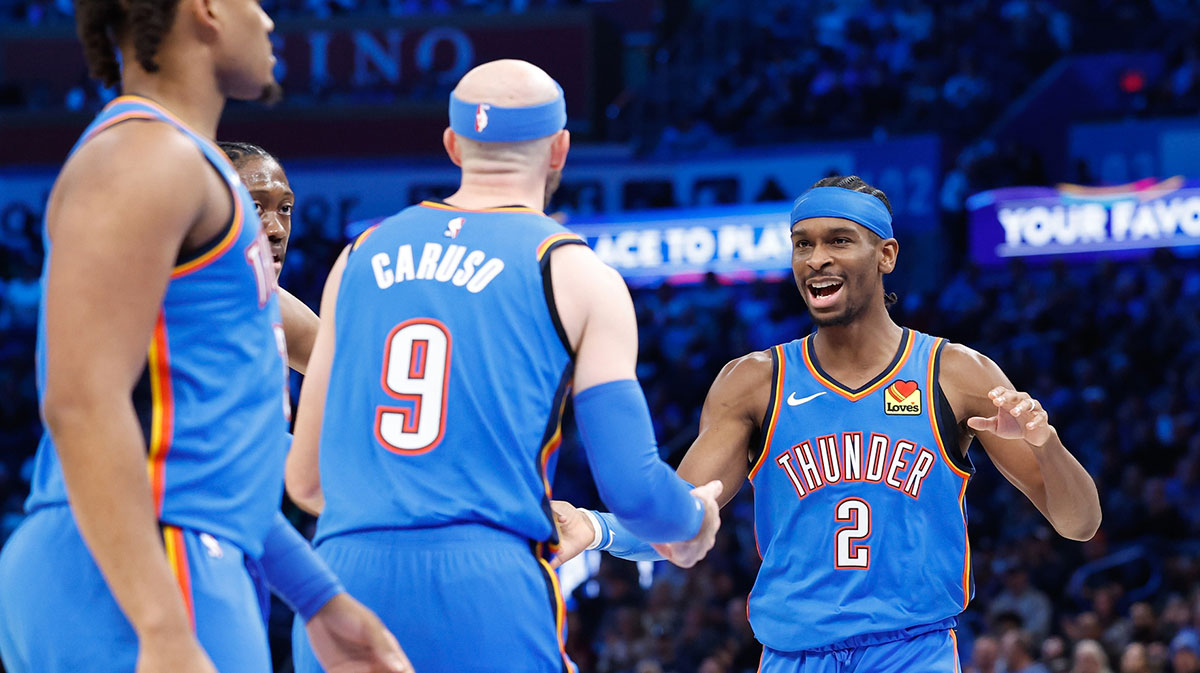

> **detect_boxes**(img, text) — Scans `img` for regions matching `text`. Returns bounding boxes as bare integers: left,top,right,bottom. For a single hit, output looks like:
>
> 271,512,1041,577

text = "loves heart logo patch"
884,379,922,415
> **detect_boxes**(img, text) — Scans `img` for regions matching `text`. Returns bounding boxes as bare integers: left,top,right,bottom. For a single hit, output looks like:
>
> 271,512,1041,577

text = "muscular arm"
285,246,350,515
42,125,223,647
940,343,1101,541
549,243,714,550
279,287,319,374
550,347,770,565
676,351,774,507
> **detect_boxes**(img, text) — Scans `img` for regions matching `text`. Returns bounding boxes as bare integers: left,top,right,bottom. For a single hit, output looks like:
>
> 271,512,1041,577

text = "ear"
879,238,898,275
443,128,463,168
187,0,221,42
548,130,570,171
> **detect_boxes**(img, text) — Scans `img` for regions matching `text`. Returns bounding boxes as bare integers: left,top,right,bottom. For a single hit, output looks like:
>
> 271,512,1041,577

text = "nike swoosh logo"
787,391,826,406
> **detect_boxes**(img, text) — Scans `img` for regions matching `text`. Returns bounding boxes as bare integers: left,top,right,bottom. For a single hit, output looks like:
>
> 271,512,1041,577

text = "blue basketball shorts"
760,625,962,673
0,505,270,673
291,523,574,673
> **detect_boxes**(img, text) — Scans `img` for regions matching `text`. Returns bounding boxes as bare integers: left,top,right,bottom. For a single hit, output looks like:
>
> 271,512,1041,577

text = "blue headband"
449,83,567,142
790,186,894,239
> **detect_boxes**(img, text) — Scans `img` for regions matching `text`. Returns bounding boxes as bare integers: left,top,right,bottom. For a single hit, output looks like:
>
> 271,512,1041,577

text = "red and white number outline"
834,497,872,570
374,318,452,455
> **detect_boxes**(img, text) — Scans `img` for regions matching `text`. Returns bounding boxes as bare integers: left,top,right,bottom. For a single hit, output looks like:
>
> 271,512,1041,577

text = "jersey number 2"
375,319,451,455
835,498,871,569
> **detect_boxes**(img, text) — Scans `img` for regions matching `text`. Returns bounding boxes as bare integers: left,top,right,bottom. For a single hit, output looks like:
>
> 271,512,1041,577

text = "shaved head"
453,59,560,108
443,59,570,209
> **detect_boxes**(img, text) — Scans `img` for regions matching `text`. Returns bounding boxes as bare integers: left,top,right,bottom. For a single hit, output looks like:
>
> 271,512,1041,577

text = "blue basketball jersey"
747,328,975,652
25,96,291,557
314,201,585,549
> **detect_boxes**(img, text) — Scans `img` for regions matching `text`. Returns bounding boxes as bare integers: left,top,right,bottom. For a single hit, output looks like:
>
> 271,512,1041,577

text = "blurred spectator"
1173,631,1200,673
1118,642,1150,673
968,634,1000,673
1004,629,1052,673
990,567,1054,641
1071,639,1113,673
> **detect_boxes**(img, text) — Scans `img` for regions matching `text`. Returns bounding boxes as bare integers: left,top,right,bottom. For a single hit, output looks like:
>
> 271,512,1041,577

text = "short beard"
257,81,284,106
806,285,873,326
808,295,868,327
544,168,563,210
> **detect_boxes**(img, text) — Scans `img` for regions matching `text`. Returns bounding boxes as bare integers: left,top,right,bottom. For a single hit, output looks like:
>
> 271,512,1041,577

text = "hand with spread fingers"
967,387,1053,447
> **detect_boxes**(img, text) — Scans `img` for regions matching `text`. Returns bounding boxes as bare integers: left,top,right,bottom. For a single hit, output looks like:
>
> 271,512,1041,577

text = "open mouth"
806,278,844,308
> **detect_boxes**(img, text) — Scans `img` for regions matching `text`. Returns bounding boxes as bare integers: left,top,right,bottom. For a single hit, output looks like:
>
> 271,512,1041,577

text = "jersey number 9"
375,318,452,455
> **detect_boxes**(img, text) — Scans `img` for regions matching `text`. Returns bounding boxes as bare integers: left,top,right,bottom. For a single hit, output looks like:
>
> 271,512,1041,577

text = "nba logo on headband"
449,81,568,143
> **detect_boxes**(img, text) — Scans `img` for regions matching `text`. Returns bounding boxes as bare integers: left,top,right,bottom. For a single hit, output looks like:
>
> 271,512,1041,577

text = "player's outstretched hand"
136,630,218,673
549,500,592,569
967,387,1053,447
652,480,723,569
306,593,414,673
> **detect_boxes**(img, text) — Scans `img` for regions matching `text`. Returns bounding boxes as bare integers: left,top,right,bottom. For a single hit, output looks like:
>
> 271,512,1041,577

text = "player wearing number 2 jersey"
551,176,1102,673
284,59,723,673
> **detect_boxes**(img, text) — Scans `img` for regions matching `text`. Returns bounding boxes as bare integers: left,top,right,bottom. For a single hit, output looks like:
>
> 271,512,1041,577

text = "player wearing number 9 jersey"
284,59,723,673
550,176,1102,673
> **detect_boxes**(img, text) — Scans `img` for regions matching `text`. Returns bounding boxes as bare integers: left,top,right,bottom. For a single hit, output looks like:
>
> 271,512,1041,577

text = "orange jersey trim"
536,232,585,261
925,337,972,607
957,477,971,608
801,330,915,402
748,345,786,481
927,339,972,480
108,95,230,160
87,96,243,279
170,194,244,278
352,224,380,251
418,200,543,215
537,386,571,556
79,110,161,144
145,311,175,517
163,526,195,628
537,557,576,673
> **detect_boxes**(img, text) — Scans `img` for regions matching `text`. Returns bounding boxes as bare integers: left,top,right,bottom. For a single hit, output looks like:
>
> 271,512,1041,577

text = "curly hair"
217,141,276,168
811,174,898,308
810,174,894,217
75,0,181,87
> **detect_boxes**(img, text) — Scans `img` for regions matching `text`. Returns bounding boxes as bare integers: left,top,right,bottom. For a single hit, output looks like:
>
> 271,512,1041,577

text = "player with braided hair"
0,1,407,672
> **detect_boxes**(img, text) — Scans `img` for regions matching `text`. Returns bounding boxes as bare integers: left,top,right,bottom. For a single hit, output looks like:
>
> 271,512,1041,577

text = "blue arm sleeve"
260,512,345,621
574,379,705,543
595,511,664,561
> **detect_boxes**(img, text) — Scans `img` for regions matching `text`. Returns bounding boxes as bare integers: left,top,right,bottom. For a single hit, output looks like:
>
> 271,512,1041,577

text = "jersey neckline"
419,200,543,215
103,94,228,160
800,327,915,401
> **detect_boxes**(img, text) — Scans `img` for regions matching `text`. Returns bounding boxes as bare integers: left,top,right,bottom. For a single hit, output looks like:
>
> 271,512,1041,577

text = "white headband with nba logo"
448,82,567,142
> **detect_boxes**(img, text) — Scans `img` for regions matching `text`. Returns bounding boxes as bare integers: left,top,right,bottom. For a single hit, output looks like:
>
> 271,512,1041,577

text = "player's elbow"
286,480,324,516
1053,499,1102,542
41,384,105,446
1059,510,1102,542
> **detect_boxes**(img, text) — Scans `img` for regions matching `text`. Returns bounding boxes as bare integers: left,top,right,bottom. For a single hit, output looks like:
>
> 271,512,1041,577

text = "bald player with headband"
552,176,1101,672
284,59,723,673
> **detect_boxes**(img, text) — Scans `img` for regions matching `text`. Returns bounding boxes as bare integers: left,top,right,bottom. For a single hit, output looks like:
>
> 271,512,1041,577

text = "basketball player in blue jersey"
0,1,408,671
220,140,320,371
552,176,1102,672
284,58,724,673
